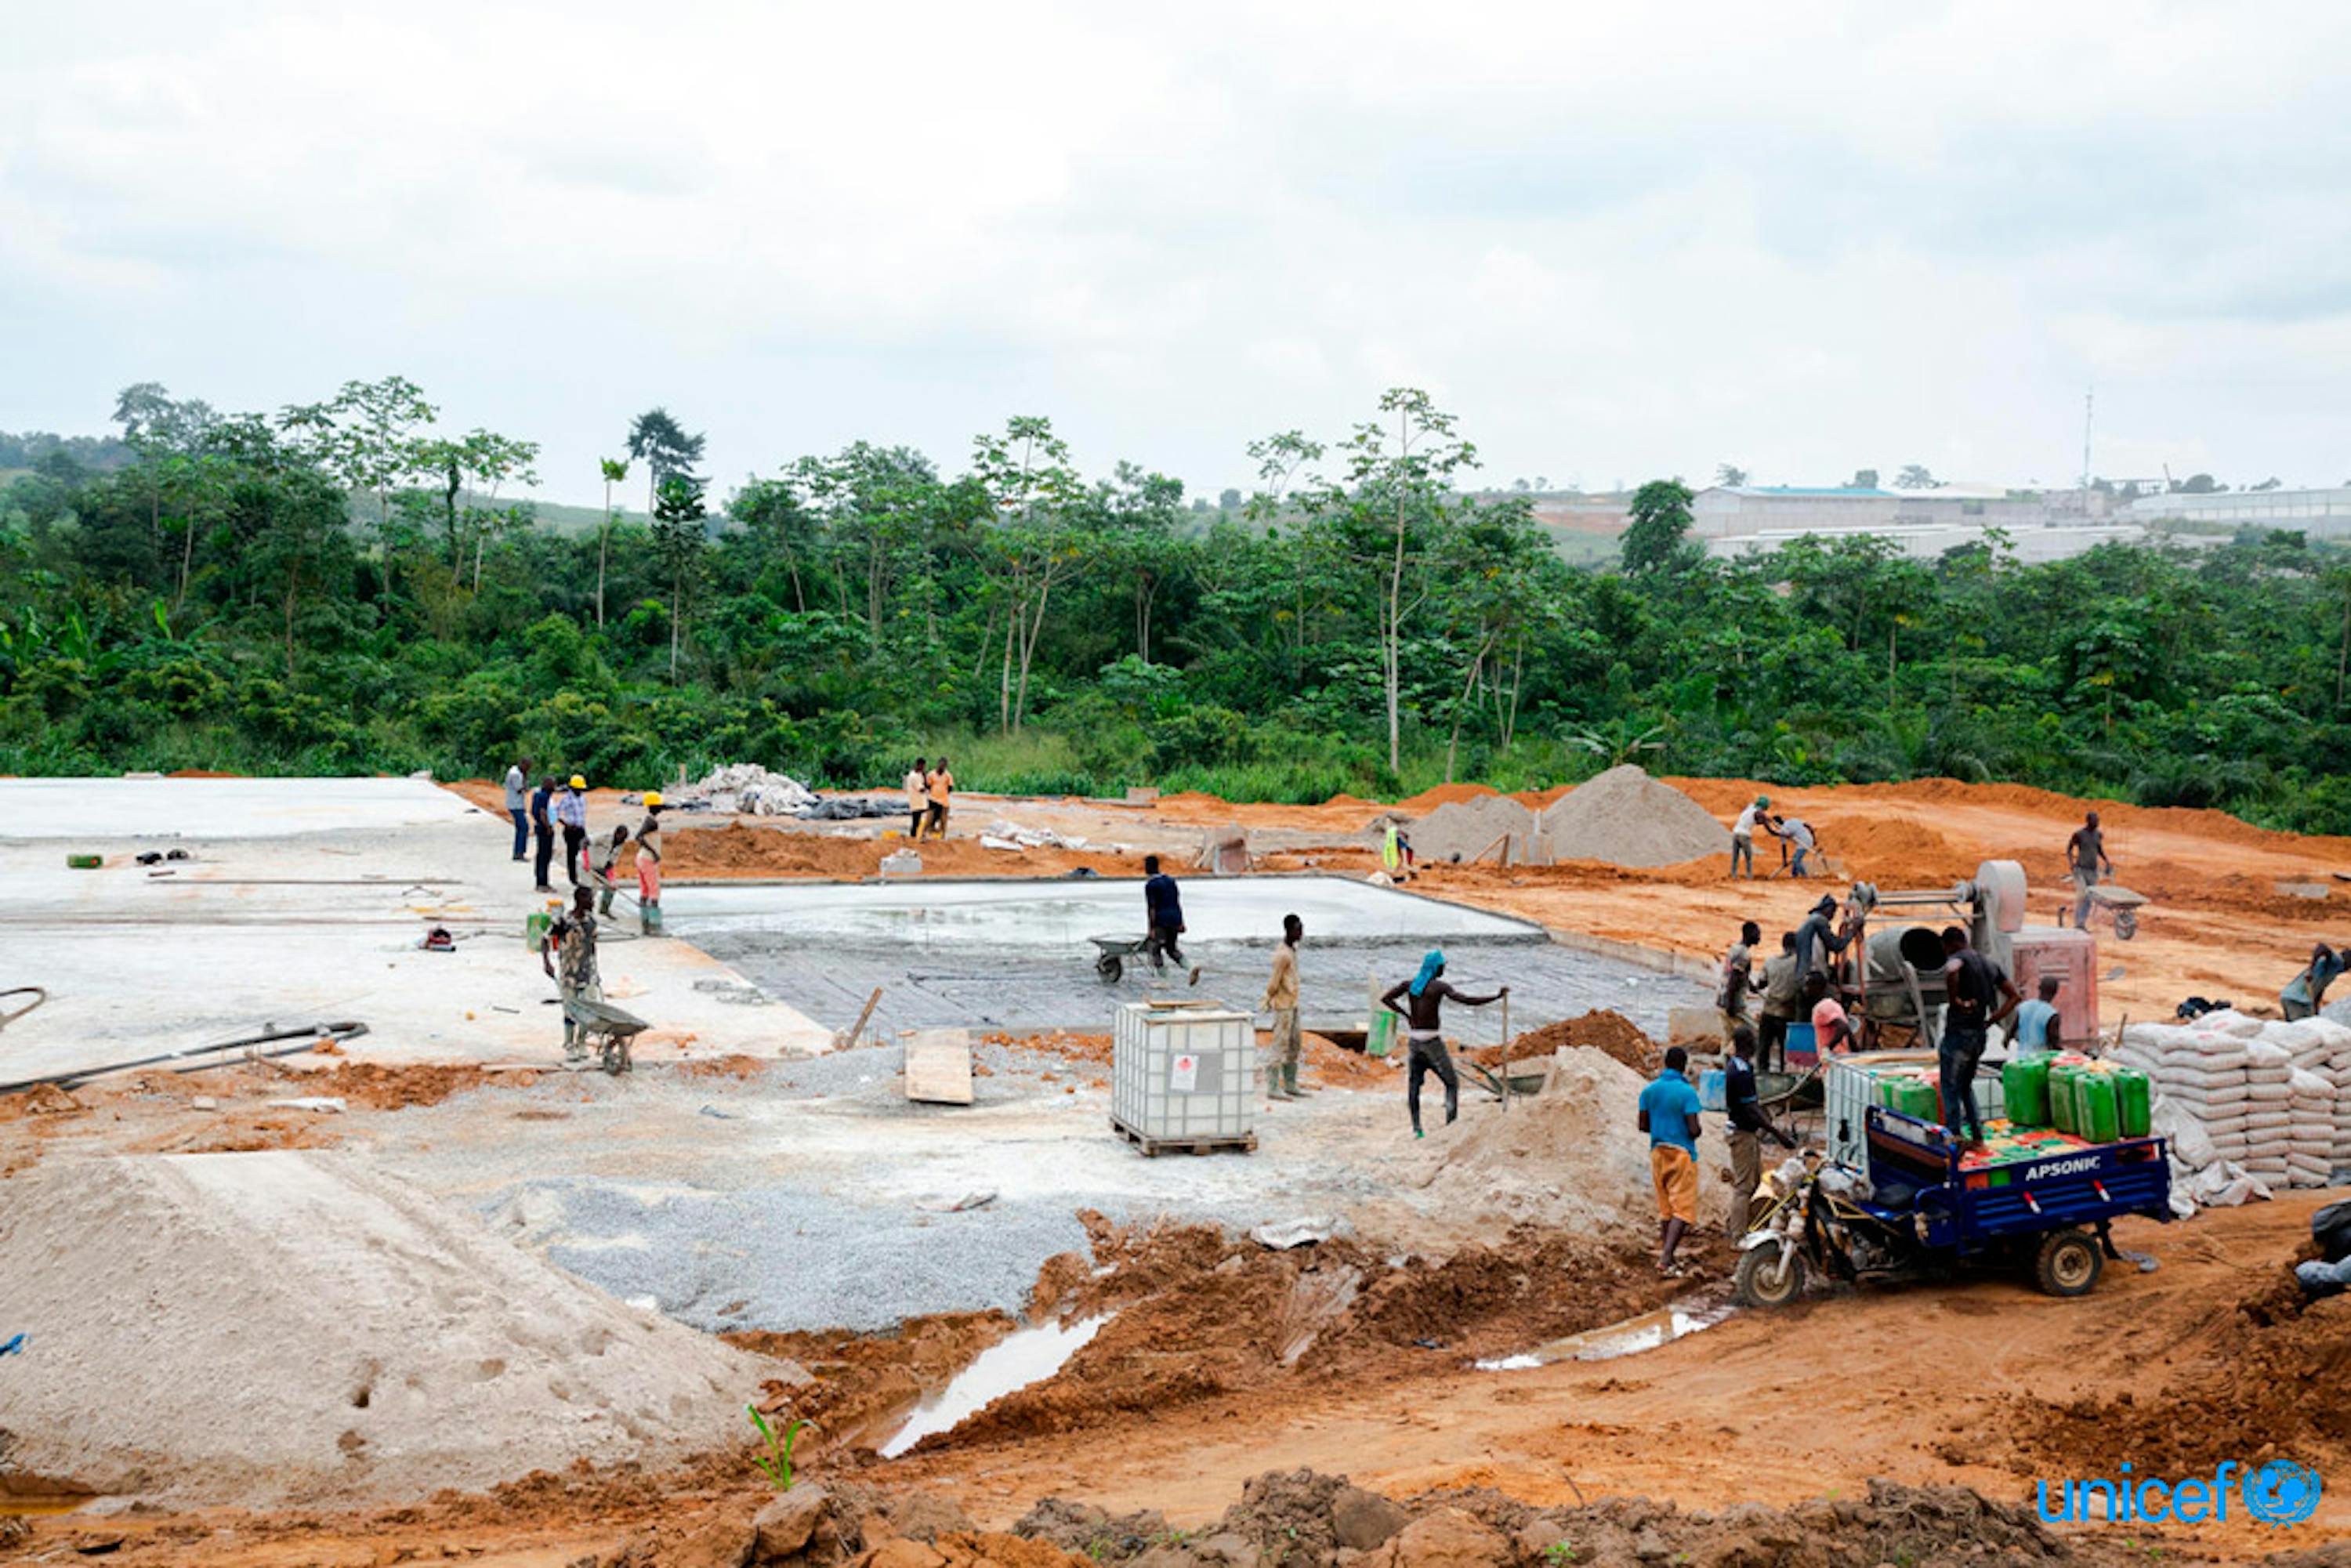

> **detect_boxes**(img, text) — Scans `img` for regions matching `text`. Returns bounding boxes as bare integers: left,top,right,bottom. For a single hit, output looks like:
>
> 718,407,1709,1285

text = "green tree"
1895,464,1937,490
651,473,708,682
597,457,629,628
625,407,707,521
1715,464,1749,487
1620,479,1696,575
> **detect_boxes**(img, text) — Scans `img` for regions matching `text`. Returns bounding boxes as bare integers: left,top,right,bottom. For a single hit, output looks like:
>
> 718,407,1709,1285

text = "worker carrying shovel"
543,885,601,1064
1381,951,1507,1139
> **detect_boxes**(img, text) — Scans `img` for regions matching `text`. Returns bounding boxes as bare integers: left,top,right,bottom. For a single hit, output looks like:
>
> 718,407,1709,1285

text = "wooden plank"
904,1028,975,1106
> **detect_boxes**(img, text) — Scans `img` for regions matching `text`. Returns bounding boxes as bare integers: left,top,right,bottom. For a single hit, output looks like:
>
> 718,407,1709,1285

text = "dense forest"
5,378,2351,833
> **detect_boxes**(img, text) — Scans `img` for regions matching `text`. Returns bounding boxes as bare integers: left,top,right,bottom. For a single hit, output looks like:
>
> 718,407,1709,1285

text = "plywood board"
904,1028,974,1105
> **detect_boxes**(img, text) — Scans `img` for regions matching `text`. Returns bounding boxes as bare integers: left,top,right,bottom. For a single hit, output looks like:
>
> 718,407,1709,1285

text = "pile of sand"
1402,793,1538,864
1489,1009,1657,1075
1416,1046,1722,1234
1538,765,1730,868
0,1152,770,1505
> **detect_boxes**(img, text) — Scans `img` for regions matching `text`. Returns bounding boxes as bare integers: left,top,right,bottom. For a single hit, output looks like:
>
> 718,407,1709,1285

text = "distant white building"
2124,486,2351,537
1691,483,2138,563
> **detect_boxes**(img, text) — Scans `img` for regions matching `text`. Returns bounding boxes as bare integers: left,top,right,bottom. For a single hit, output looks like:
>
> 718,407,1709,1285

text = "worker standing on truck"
1941,925,2022,1146
1724,1024,1799,1240
1730,795,1767,878
1639,1045,1705,1276
1259,913,1306,1101
1382,951,1508,1139
2280,941,2345,1021
2067,811,2114,930
543,885,601,1064
1756,932,1800,1071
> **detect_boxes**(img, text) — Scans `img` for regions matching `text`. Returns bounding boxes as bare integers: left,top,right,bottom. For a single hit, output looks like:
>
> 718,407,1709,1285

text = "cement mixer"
1837,861,2099,1052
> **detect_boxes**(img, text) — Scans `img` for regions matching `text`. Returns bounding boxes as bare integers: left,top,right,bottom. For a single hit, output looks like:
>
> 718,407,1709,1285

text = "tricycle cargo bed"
1863,1106,2171,1255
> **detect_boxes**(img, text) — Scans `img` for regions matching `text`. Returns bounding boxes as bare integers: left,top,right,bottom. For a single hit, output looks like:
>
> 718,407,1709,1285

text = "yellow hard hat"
568,774,586,789
644,791,664,808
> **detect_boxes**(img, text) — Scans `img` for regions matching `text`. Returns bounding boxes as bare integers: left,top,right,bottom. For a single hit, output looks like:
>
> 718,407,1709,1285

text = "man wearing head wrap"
1380,951,1509,1138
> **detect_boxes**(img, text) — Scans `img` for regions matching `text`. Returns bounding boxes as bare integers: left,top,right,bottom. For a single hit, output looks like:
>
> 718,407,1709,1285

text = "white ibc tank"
1112,1001,1256,1147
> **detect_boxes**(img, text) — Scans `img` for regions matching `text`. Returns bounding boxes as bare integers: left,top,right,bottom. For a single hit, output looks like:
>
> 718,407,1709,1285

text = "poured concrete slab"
0,783,831,1086
662,875,1545,948
0,776,484,841
668,875,1705,1040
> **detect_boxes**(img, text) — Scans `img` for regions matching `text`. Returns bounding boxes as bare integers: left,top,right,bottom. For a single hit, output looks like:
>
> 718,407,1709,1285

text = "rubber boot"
1265,1066,1293,1102
1284,1063,1313,1096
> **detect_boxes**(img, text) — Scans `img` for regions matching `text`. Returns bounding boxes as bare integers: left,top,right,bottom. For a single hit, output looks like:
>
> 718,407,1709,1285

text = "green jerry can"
1891,1074,1940,1121
2047,1063,2080,1135
526,910,554,952
2074,1071,2121,1143
2113,1066,2153,1139
2001,1055,2052,1128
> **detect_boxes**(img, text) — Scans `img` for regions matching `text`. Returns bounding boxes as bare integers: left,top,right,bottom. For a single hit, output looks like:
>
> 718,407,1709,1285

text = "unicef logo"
2244,1461,2322,1526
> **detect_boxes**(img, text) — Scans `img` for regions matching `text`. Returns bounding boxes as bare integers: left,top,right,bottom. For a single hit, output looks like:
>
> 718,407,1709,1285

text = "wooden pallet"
1110,1116,1257,1157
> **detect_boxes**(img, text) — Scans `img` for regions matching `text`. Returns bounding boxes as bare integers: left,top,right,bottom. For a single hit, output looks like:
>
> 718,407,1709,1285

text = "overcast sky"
5,2,2348,506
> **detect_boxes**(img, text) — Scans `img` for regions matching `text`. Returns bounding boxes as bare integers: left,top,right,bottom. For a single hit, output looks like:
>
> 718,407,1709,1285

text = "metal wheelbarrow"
1088,933,1151,984
563,994,650,1075
2076,882,2146,940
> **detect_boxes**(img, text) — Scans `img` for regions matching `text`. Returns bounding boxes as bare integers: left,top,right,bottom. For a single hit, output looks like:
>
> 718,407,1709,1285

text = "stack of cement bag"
2115,1011,2350,1205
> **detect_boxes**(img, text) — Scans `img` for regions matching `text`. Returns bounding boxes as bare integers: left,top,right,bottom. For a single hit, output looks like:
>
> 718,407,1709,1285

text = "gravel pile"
1404,794,1537,864
1537,765,1730,868
0,1151,766,1505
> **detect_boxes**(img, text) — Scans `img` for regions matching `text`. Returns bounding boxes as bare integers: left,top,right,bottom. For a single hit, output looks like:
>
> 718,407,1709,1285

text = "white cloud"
3,0,2349,502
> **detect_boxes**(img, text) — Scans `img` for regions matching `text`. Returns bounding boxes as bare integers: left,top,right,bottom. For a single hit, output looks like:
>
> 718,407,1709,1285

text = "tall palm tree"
596,458,628,628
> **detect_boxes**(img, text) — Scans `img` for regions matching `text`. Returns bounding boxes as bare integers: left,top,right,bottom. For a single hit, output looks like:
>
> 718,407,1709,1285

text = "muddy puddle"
878,1313,1110,1458
1474,1291,1733,1370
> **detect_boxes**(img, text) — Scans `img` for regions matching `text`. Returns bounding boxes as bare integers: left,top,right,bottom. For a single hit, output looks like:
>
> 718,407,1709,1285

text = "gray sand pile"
0,1152,770,1505
1403,793,1538,864
1415,1046,1723,1234
1538,764,1730,867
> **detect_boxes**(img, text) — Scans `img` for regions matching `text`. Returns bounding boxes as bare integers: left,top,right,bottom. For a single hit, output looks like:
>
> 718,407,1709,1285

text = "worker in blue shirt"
1638,1046,1706,1276
2010,974,2063,1053
2280,941,2344,1022
1141,855,1199,984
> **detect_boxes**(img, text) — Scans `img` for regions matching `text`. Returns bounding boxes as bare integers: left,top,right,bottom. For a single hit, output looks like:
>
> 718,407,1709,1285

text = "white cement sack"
2203,1010,2267,1039
2291,1067,2335,1097
2153,1101,2219,1169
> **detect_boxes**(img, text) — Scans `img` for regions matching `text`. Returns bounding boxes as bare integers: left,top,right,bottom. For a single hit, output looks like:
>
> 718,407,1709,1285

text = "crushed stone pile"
0,1152,769,1505
1537,764,1730,867
1400,793,1536,864
1416,1045,1722,1234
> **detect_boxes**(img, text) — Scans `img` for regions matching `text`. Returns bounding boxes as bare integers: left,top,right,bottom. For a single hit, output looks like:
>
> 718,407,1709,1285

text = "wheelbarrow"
1089,933,1151,984
2073,882,2146,940
0,987,46,1035
563,994,650,1076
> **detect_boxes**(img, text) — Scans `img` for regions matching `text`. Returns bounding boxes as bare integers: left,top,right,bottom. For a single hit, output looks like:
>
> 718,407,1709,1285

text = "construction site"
2,767,2347,1566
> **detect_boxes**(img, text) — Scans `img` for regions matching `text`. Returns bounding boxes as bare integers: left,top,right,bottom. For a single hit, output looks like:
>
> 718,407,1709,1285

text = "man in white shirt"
503,758,532,862
1730,795,1767,878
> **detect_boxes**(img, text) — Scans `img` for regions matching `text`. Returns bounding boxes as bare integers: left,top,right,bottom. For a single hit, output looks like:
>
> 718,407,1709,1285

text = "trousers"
1940,1023,1988,1140
1726,1128,1762,1240
509,807,528,859
1407,1033,1458,1133
563,824,587,884
1730,834,1754,877
533,824,555,888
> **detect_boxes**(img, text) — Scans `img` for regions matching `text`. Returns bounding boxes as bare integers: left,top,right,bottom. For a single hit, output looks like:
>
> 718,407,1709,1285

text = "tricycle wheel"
1096,954,1123,985
1733,1244,1807,1309
2033,1228,2103,1297
2114,908,2137,941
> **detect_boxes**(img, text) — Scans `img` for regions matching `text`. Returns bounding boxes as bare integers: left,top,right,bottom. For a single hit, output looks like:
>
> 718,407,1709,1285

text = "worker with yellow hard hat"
636,788,667,936
556,773,590,885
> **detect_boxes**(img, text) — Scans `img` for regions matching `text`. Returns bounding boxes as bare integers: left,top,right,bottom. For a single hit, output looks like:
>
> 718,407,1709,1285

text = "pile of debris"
654,763,818,817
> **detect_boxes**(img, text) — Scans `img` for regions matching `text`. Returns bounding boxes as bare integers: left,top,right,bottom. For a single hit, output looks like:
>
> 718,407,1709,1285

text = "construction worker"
1638,1045,1704,1276
556,774,589,885
635,792,665,935
1756,932,1800,1071
1730,795,1767,878
2067,811,2114,930
2011,974,2063,1052
543,885,600,1063
529,774,558,893
1718,919,1761,1034
1940,925,2022,1146
904,757,929,840
593,824,631,916
1723,1024,1798,1240
1791,895,1852,994
926,757,955,839
1773,813,1820,878
1381,951,1507,1138
2280,941,2345,1021
505,756,533,862
1259,913,1306,1101
1141,855,1199,983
